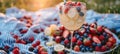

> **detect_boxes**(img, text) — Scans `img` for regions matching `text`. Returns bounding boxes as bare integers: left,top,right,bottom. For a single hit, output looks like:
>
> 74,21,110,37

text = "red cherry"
66,1,72,5
20,29,28,34
38,45,42,50
55,36,61,43
20,40,26,44
104,28,112,35
64,39,69,44
63,30,69,38
76,2,81,6
90,27,96,34
59,25,65,31
92,36,101,44
58,51,65,54
41,51,48,54
4,45,10,49
33,29,40,34
88,34,93,38
59,6,62,11
101,46,107,52
64,7,70,14
13,35,19,39
95,46,100,51
12,48,19,54
106,42,113,48
29,36,34,42
32,44,37,48
72,37,77,42
36,40,41,45
97,26,103,32
77,40,82,46
99,35,105,41
74,45,80,52
16,39,21,43
108,37,116,44
83,39,92,46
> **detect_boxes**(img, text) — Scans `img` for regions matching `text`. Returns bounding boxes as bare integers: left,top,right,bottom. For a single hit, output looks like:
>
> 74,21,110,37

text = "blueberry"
76,7,81,12
80,45,84,48
83,33,88,38
78,38,83,41
74,31,79,35
106,46,110,50
101,40,106,45
79,12,84,16
75,34,80,39
89,48,93,52
52,51,57,54
103,32,107,36
81,47,85,52
97,44,102,47
28,47,34,52
72,43,76,49
9,47,14,51
65,43,70,49
43,36,49,41
85,47,89,51
86,29,90,33
92,42,97,47
60,10,62,14
60,41,65,45
33,49,38,53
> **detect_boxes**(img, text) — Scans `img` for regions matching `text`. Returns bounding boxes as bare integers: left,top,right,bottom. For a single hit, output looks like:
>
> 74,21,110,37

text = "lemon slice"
46,41,55,46
54,44,65,51
44,27,52,36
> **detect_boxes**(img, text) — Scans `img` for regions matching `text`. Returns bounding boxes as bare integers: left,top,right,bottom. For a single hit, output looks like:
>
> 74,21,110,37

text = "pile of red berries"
52,23,116,52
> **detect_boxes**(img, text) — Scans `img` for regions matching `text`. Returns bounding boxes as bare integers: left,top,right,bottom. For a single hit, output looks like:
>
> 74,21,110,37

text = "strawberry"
90,23,96,28
95,46,100,51
59,25,65,31
101,46,107,52
36,40,41,46
72,37,77,42
33,29,40,34
83,39,92,46
13,35,19,39
64,7,70,14
74,45,80,52
76,2,81,6
77,40,82,46
108,37,116,44
41,51,48,54
92,36,101,44
88,34,93,38
20,40,26,44
106,42,113,48
90,27,96,34
4,45,10,49
64,39,69,44
29,36,34,42
32,43,37,48
99,35,105,41
63,30,69,38
58,51,65,54
59,6,62,11
20,29,28,34
12,48,19,54
104,28,112,35
66,1,72,5
55,36,61,43
97,26,103,32
16,39,21,43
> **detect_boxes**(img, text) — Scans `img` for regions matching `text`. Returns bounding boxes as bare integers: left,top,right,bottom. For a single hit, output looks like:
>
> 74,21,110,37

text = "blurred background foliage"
0,0,120,13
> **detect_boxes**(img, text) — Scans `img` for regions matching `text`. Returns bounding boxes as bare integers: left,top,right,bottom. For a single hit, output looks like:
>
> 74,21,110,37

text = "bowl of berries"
44,23,120,54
